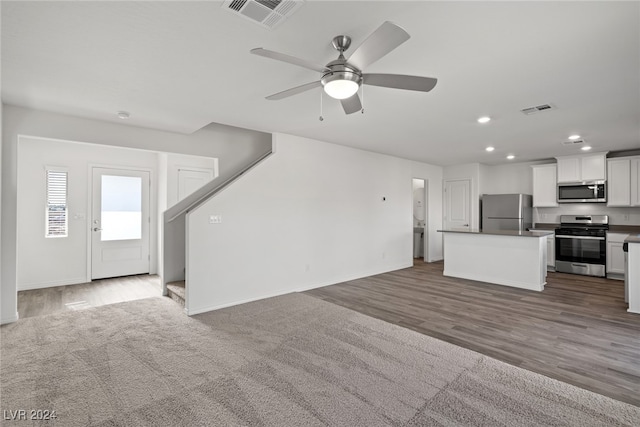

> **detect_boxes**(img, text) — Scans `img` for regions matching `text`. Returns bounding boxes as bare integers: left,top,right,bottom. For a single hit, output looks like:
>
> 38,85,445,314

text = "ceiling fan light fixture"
321,71,361,100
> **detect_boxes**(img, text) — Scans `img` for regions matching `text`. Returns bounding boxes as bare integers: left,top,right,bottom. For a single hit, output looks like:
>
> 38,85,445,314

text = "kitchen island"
438,229,553,291
625,235,640,314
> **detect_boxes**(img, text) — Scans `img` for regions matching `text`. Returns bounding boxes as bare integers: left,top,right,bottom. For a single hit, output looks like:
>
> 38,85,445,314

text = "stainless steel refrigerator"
481,194,532,232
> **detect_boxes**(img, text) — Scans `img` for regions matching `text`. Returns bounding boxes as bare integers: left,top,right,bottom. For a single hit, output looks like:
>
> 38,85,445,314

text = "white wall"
185,133,443,315
16,137,160,290
1,105,271,323
533,205,640,226
0,99,5,322
480,161,548,195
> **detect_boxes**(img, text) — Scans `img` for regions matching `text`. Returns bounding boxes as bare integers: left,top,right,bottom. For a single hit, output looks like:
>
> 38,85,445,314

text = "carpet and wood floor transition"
2,263,639,426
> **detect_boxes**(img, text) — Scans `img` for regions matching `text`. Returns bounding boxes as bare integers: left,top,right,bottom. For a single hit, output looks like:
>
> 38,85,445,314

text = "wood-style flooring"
306,260,640,407
17,274,161,319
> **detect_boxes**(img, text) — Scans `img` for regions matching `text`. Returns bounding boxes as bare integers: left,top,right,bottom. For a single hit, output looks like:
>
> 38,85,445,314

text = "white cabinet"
632,158,640,206
531,164,558,207
556,157,581,183
607,232,629,278
556,152,607,183
607,156,640,207
547,234,555,269
607,158,631,206
534,229,556,269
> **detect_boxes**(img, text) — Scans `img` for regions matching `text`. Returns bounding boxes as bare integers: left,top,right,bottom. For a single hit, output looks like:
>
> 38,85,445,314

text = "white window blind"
46,170,68,237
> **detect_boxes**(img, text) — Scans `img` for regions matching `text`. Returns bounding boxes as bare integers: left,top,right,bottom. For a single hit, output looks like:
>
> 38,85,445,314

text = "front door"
91,168,150,280
444,179,471,231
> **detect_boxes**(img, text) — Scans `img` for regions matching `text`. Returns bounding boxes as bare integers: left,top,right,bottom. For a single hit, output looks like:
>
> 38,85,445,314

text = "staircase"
166,280,185,307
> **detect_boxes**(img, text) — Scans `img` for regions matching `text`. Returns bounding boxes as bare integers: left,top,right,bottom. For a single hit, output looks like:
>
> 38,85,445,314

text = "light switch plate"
209,215,222,224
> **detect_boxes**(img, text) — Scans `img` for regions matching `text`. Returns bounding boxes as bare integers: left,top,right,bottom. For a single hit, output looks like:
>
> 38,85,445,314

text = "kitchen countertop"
625,235,640,244
609,225,640,234
438,229,553,238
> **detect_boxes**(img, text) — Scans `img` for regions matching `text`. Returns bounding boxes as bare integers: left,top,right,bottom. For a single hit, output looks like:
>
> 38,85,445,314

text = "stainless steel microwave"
557,180,606,203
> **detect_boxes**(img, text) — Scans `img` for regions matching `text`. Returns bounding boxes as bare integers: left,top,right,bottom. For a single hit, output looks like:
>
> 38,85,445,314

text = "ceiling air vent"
561,139,585,146
222,0,304,30
521,104,555,115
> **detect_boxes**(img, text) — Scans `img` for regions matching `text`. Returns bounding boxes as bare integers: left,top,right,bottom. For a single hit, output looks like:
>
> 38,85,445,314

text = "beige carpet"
1,293,638,426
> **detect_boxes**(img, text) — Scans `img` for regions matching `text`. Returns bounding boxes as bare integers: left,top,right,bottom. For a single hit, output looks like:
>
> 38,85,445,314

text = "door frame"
176,166,215,202
86,164,156,282
412,178,429,263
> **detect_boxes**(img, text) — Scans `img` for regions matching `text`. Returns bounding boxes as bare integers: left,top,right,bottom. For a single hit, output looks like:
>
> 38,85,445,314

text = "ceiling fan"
250,21,437,115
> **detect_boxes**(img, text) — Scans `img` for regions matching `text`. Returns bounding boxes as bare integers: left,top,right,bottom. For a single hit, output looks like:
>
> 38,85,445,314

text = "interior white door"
178,167,214,202
91,168,150,280
444,179,471,230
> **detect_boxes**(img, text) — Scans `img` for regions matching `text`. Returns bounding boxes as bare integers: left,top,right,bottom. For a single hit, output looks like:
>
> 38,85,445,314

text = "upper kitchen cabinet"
608,158,631,206
632,157,640,206
531,164,558,207
556,152,607,183
607,156,640,206
609,156,640,206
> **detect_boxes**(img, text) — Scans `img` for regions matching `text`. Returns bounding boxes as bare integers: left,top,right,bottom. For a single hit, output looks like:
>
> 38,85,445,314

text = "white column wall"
186,133,443,315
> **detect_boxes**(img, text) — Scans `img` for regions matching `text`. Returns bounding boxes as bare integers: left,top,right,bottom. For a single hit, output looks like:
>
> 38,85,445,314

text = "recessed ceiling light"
506,154,515,160
477,116,491,124
581,145,592,151
116,111,130,119
485,146,495,152
568,134,581,140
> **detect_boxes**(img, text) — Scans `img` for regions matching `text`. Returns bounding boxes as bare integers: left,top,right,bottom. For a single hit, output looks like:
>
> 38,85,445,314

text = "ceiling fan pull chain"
319,88,324,121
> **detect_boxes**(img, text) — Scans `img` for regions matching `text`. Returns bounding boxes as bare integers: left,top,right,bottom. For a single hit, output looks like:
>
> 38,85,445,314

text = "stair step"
166,280,185,307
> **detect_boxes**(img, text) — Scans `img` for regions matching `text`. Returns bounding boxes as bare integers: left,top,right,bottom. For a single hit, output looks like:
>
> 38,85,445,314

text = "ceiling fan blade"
363,74,438,92
340,94,362,115
265,81,322,100
347,21,410,70
251,48,328,73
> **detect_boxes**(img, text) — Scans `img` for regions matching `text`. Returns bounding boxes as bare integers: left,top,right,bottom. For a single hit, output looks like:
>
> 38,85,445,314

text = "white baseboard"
1,312,19,325
295,262,413,293
18,277,88,291
443,269,545,292
185,262,413,316
186,288,296,315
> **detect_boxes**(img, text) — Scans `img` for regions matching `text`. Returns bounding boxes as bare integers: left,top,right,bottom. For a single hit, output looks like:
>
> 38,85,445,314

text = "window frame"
45,167,69,238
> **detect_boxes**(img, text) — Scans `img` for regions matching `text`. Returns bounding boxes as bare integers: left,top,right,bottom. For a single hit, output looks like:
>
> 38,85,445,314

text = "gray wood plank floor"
306,260,640,407
18,274,161,319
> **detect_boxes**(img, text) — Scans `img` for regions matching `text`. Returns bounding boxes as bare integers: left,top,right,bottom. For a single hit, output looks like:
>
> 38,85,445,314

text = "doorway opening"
412,178,428,262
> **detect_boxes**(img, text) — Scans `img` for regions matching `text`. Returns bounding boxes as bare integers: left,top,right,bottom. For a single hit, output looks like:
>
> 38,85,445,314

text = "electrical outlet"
623,214,629,221
209,215,222,224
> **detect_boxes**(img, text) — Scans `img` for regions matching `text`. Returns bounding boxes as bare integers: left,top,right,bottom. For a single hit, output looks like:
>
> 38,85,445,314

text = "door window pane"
101,175,142,241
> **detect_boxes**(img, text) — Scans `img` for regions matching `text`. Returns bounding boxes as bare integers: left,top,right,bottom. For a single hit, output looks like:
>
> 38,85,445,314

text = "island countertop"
437,229,553,238
624,234,640,244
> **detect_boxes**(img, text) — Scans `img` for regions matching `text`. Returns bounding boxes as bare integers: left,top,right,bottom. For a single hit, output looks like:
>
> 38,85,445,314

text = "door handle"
93,227,102,232
463,224,469,227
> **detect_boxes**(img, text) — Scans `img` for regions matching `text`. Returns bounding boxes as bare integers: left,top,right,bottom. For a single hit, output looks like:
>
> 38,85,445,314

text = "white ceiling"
2,1,639,166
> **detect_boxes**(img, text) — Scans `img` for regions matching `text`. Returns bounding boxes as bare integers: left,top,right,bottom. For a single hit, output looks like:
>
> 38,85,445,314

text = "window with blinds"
46,170,68,237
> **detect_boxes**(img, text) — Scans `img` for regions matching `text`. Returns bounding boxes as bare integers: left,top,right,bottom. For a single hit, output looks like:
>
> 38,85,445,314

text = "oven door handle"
555,235,605,240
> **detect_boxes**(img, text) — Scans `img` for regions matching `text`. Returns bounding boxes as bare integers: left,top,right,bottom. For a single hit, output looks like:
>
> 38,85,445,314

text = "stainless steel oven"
555,215,608,277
